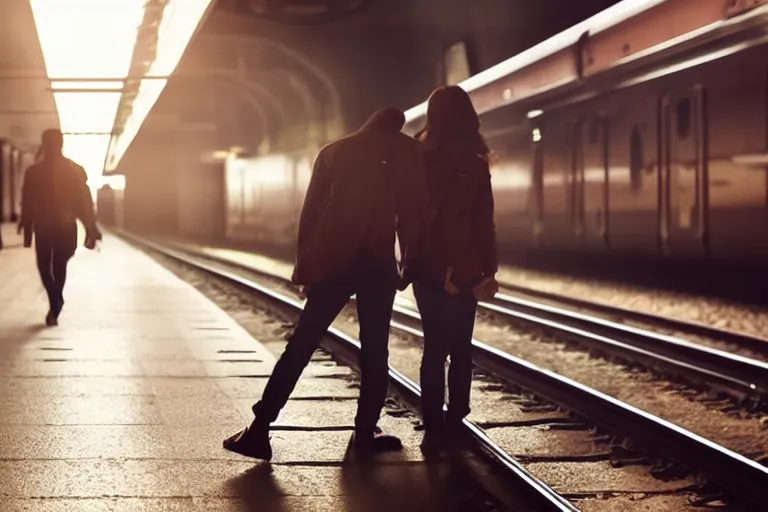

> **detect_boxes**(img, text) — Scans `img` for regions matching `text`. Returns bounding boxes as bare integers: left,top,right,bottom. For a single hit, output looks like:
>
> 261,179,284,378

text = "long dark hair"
419,86,490,160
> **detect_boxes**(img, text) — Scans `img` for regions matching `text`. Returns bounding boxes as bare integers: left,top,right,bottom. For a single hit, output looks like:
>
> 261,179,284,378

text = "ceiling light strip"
105,0,216,172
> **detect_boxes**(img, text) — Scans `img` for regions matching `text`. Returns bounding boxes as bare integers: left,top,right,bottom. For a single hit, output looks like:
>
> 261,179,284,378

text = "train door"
658,86,709,254
581,116,609,244
567,119,585,235
569,117,608,245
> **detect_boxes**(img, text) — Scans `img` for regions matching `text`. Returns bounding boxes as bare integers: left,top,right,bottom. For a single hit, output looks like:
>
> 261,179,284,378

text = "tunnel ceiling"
149,31,341,155
176,0,369,155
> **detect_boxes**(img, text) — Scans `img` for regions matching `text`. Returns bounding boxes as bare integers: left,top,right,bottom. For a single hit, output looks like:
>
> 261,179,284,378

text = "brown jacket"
292,110,430,285
420,145,498,285
20,156,96,232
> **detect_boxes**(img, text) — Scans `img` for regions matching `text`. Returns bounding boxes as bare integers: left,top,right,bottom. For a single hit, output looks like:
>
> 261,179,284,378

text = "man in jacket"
224,107,430,459
19,129,101,326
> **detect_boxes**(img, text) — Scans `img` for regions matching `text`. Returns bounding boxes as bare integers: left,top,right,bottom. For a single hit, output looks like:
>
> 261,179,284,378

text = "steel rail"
125,234,768,506
121,232,577,512
495,282,768,354
478,295,768,399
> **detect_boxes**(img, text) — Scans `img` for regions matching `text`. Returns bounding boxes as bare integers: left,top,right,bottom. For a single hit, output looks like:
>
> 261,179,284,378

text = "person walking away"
413,86,499,452
223,107,430,460
18,129,101,326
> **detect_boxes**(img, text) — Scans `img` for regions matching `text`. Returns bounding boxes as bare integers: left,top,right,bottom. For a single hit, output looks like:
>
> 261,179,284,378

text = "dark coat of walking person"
413,86,499,452
18,129,101,326
223,107,430,460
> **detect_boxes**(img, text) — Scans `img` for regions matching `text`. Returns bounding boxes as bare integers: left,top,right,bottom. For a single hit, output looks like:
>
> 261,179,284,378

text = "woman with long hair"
415,85,498,451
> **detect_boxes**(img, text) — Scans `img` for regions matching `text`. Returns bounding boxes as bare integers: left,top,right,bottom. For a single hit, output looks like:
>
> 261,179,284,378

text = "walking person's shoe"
223,421,272,460
45,310,57,327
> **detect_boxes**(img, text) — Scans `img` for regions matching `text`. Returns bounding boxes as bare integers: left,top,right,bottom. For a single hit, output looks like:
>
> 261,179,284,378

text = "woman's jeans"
413,281,478,430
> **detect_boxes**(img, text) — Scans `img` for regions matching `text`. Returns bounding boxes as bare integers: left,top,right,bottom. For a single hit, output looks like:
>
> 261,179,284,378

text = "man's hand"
297,285,310,300
444,267,459,296
84,225,103,250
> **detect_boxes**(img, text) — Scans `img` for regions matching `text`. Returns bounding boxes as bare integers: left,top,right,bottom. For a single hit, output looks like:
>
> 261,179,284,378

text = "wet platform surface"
0,226,467,512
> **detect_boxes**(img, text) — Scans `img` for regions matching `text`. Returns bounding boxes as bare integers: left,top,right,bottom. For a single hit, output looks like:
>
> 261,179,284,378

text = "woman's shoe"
420,428,446,455
444,421,473,450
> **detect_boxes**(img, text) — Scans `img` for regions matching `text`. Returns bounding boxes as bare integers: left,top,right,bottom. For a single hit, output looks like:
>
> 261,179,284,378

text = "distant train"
222,0,768,263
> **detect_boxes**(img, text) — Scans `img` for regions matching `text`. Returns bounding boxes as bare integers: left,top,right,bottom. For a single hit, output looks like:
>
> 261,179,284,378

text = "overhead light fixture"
527,109,544,119
29,0,215,186
107,78,169,172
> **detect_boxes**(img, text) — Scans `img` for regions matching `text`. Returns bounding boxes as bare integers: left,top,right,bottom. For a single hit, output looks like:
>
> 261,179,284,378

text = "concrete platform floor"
0,225,473,512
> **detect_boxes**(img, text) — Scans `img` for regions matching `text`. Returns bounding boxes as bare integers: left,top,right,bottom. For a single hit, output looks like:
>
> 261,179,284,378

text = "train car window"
676,98,691,139
630,125,643,193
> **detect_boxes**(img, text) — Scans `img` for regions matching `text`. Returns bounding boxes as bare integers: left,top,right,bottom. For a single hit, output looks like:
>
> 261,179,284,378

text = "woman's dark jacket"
419,144,498,286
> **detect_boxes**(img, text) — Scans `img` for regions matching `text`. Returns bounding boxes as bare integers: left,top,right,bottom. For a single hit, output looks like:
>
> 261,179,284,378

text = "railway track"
122,232,768,508
147,236,768,404
480,292,768,403
494,282,768,356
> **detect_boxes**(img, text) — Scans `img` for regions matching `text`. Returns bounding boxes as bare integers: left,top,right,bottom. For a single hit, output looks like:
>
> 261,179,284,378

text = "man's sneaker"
223,423,272,460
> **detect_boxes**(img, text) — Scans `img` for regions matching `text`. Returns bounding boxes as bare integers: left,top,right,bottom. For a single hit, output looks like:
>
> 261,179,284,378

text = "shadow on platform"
224,435,473,512
227,464,286,512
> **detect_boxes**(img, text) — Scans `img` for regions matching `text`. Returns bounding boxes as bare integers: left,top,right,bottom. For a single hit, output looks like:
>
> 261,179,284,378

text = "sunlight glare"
29,0,215,182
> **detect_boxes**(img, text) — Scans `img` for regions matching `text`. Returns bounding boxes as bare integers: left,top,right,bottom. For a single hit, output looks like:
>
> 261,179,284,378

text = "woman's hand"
396,264,412,291
472,276,498,302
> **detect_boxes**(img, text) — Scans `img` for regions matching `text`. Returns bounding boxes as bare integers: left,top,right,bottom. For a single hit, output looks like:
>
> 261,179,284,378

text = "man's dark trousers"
34,223,77,312
252,266,396,433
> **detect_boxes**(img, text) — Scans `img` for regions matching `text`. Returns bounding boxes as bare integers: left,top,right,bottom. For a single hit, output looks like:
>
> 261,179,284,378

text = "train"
222,0,768,264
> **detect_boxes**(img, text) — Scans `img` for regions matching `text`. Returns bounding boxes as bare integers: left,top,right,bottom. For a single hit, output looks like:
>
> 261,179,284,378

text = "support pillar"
0,140,8,223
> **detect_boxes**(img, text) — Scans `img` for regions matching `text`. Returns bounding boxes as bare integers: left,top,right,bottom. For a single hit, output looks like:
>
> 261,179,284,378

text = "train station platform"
0,225,462,512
